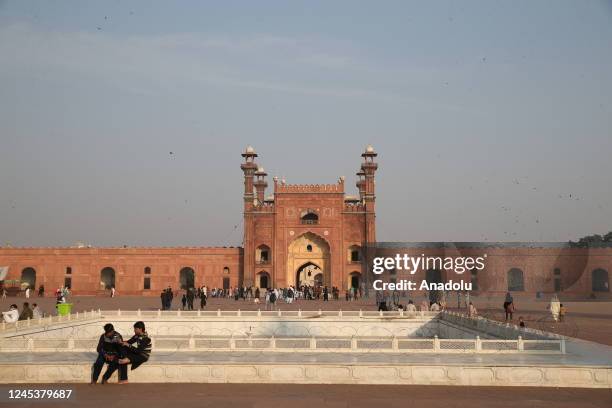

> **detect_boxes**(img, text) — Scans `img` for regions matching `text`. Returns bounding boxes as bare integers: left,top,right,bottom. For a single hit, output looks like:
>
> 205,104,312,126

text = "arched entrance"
426,268,443,303
349,271,361,290
180,267,195,290
21,267,36,290
507,268,525,292
592,268,609,292
287,232,330,287
257,271,270,289
296,262,323,287
100,267,115,290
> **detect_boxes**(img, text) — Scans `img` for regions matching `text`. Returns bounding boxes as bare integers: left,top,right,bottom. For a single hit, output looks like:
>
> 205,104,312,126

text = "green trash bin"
56,303,73,316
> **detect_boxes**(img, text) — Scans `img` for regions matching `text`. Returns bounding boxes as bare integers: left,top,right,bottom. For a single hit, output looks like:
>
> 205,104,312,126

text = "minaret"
241,146,258,210
361,144,378,218
253,166,268,205
361,145,378,291
241,146,258,286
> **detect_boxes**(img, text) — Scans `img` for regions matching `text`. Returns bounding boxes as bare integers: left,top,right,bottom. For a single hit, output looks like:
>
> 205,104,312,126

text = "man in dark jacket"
91,323,124,384
186,289,194,310
18,302,33,321
104,321,152,383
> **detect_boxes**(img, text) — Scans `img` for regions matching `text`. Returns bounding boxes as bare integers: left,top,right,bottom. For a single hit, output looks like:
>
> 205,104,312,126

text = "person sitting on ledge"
32,303,43,319
2,304,19,323
111,321,152,384
405,300,417,313
18,302,33,321
92,323,124,384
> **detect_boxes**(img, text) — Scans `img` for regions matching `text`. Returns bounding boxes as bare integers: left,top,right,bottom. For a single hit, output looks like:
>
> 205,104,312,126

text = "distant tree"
569,232,612,247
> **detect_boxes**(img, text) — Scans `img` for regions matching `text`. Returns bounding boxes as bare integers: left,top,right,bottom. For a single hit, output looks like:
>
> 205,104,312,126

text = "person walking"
549,294,561,322
200,291,207,309
468,302,478,317
505,300,515,321
181,294,187,310
269,288,277,310
160,291,166,310
186,289,194,310
503,292,513,317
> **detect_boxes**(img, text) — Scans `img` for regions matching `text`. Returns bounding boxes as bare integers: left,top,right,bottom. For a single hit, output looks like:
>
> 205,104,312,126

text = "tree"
569,232,612,248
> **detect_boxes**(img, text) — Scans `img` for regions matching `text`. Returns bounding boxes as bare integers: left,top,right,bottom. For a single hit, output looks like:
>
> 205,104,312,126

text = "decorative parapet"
344,203,365,212
252,203,275,213
275,182,345,194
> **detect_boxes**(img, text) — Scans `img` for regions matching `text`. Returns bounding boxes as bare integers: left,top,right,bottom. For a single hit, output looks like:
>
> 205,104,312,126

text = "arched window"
470,268,479,290
223,267,230,275
144,267,151,290
100,267,115,290
20,267,36,290
348,245,361,262
301,210,319,225
592,268,609,292
507,268,525,292
256,245,271,264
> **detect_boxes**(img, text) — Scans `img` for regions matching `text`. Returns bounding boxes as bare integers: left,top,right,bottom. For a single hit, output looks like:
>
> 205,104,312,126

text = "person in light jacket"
2,304,19,323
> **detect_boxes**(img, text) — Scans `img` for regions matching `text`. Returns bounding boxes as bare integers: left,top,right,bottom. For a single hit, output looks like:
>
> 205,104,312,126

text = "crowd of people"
157,284,368,311
1,302,43,322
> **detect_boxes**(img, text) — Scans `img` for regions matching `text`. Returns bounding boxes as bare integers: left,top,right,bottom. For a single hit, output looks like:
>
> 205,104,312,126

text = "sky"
0,0,611,247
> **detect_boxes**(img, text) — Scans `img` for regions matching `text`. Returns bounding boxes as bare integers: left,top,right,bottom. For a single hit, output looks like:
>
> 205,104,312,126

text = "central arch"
179,267,195,290
287,232,330,287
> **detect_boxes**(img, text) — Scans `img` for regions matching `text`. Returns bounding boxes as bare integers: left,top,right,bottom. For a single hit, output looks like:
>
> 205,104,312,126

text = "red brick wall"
0,247,242,296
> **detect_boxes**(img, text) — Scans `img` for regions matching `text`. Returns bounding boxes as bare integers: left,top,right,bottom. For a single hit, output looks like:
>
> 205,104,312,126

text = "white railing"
440,311,564,341
98,309,441,319
0,334,565,354
0,310,103,334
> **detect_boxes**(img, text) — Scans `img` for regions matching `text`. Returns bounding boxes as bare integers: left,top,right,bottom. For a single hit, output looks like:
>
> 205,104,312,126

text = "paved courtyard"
1,384,610,408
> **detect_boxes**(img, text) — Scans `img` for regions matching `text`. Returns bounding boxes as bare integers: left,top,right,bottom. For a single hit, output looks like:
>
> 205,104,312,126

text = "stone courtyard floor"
2,295,612,345
1,384,610,408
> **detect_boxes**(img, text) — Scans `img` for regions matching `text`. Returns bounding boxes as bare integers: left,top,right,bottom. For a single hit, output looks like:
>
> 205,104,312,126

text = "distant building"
0,146,610,298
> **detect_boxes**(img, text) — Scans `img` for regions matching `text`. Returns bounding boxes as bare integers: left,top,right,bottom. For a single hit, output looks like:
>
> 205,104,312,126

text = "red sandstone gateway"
0,146,610,298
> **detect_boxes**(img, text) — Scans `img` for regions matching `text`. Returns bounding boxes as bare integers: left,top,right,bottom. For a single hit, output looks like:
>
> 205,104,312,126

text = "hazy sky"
1,0,611,247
